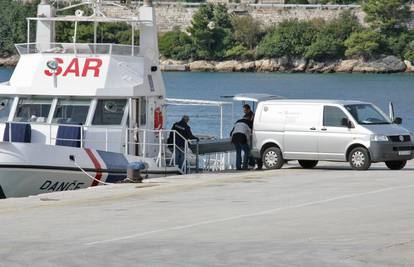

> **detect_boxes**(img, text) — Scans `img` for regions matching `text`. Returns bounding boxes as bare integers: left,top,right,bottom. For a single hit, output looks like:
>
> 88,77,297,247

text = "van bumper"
369,142,414,162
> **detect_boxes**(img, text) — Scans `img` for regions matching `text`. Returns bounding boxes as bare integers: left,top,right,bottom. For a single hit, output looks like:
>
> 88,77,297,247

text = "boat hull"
0,142,180,198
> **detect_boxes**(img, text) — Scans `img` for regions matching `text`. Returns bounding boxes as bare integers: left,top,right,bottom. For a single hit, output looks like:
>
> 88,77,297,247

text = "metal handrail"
15,42,140,57
4,121,222,174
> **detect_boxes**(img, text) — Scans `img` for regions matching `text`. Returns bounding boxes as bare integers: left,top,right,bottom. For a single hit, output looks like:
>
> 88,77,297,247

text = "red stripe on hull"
85,148,103,186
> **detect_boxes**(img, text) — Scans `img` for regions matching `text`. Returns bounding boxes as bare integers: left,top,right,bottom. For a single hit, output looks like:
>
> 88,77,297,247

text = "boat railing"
5,122,193,174
15,42,140,57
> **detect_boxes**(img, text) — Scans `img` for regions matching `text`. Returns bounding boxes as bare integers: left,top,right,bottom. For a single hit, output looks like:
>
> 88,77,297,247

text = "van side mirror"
393,117,402,125
341,118,354,128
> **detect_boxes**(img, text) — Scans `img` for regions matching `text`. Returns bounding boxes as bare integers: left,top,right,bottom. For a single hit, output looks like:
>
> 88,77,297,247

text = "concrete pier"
1,161,414,266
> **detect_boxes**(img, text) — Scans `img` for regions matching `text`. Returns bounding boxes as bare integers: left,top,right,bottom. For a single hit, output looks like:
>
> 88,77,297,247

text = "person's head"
243,104,251,114
181,115,190,123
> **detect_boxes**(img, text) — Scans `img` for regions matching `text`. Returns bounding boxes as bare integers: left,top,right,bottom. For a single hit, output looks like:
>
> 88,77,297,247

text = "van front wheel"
349,147,371,170
385,160,407,170
298,160,318,169
262,147,284,169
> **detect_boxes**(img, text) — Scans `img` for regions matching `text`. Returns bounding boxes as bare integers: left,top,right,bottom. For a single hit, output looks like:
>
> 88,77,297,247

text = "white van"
251,100,414,170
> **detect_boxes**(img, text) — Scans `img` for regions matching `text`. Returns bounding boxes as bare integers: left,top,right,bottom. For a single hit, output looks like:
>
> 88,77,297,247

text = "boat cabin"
0,1,166,159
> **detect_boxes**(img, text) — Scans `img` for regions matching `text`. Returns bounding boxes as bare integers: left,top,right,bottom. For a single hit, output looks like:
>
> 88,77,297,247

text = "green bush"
285,0,309,4
313,0,359,3
305,35,343,61
344,30,382,59
159,28,194,60
305,11,361,60
257,20,317,59
225,44,253,60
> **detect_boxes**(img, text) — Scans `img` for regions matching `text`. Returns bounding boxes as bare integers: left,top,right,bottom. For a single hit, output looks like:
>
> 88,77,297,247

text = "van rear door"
283,104,321,160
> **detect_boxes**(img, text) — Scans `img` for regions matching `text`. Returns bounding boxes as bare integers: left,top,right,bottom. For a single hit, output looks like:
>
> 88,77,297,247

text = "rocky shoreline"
161,55,414,73
2,55,414,73
0,55,19,67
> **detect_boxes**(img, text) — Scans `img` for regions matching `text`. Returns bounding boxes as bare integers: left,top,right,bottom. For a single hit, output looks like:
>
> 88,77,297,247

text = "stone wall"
102,3,414,33
153,3,365,32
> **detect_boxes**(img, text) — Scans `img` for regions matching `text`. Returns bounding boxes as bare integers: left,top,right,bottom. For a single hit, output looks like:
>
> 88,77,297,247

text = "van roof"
261,99,368,105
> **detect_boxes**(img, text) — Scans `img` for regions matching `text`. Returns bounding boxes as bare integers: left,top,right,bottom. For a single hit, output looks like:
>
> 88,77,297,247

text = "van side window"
323,106,348,127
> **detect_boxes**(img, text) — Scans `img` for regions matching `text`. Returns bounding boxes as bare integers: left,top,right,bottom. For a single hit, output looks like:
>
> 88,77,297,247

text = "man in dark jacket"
167,115,199,169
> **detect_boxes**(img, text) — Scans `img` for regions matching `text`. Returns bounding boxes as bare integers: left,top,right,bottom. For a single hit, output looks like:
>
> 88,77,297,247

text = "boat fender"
154,107,163,130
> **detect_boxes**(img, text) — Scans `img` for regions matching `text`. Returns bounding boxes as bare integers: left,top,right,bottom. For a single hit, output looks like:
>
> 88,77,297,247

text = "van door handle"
310,127,316,131
321,128,327,131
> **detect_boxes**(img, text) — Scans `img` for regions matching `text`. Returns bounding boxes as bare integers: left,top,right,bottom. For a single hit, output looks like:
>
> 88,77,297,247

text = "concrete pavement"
1,161,414,266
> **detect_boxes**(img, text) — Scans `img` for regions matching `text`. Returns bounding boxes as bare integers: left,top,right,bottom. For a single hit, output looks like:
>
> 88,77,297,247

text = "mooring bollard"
127,162,147,183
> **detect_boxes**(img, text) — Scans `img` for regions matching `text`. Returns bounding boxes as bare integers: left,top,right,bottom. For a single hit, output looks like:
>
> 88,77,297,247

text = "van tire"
262,147,284,169
298,160,318,169
349,147,371,170
385,160,407,170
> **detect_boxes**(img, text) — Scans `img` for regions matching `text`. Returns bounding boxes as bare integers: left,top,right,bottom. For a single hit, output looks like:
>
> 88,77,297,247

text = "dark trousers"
175,148,185,170
234,142,250,170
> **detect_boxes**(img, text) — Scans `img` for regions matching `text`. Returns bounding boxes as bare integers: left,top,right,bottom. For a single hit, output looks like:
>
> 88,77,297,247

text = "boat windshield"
345,104,391,125
15,98,52,123
52,99,90,125
92,99,127,125
0,97,13,123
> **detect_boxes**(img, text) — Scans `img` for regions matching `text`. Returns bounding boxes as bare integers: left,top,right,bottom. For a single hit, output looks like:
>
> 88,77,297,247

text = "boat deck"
1,161,414,266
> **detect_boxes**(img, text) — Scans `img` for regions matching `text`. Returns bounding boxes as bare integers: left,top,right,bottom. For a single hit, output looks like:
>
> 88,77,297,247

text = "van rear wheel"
298,160,318,169
349,147,371,170
262,147,284,169
385,160,407,170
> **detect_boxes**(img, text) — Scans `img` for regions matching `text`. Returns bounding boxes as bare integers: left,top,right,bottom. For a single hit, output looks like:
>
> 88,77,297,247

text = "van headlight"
371,134,389,142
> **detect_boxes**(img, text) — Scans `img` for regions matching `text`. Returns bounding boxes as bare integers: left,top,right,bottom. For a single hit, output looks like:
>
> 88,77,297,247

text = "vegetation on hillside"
1,0,414,64
160,1,414,62
0,0,37,57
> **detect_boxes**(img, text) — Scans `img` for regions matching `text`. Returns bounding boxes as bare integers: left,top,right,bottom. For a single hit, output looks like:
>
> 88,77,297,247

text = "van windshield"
345,104,391,125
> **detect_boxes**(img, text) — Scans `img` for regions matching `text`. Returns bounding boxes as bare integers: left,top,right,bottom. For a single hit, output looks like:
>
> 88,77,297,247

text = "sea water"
1,67,414,136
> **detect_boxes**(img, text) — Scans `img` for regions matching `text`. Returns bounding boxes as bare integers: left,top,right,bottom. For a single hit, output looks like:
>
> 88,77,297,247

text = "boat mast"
139,0,159,65
36,0,56,50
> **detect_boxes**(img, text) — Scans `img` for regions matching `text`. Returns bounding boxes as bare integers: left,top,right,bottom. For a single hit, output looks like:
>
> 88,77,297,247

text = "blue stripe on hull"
96,151,128,183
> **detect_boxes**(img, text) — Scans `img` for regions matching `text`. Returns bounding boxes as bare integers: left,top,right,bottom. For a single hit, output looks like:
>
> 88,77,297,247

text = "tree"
403,40,414,62
386,31,414,58
159,27,194,60
231,15,262,50
285,0,308,3
362,0,412,35
0,1,37,57
344,30,382,60
257,20,318,59
305,11,362,60
187,4,233,59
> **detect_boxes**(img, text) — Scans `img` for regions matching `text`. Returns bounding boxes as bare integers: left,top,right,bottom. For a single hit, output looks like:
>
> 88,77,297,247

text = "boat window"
0,97,13,123
92,99,127,125
15,98,52,123
52,99,90,125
